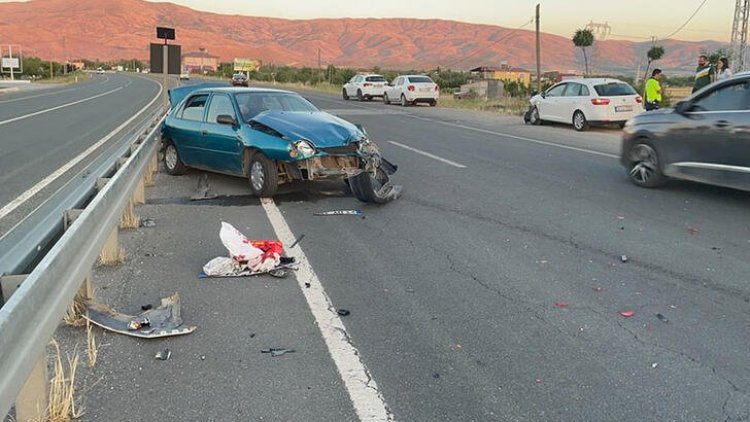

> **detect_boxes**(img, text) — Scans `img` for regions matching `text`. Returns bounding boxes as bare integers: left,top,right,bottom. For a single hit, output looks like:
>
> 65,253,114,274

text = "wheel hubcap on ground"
251,161,265,191
629,144,658,183
165,145,177,170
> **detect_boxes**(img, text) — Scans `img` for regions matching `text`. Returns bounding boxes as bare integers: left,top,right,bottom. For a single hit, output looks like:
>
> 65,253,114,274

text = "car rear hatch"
593,82,642,120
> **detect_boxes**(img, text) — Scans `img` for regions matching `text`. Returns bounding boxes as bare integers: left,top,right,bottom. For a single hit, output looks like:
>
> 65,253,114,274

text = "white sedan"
528,78,642,131
384,75,439,107
343,74,387,101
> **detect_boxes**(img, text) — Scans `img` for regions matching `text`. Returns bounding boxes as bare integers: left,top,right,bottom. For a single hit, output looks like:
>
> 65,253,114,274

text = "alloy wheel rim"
531,108,539,123
574,113,584,129
250,161,265,191
165,145,177,170
629,144,658,183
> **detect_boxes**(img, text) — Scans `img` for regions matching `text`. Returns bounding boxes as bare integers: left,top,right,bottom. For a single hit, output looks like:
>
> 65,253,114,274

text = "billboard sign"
233,58,261,72
1,58,20,70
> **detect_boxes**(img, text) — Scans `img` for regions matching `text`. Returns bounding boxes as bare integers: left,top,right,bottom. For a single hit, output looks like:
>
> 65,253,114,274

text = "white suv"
384,75,439,107
343,74,387,101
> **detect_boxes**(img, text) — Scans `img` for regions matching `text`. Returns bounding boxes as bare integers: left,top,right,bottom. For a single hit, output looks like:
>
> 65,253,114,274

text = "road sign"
150,43,181,75
1,57,19,69
234,58,261,72
156,27,175,40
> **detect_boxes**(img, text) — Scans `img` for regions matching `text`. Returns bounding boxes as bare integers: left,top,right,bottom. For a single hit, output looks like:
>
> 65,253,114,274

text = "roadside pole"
9,45,14,81
535,4,541,93
163,41,168,110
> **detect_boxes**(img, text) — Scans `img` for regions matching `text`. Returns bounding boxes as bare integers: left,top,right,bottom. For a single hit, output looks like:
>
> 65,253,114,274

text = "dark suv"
231,73,248,87
621,75,750,192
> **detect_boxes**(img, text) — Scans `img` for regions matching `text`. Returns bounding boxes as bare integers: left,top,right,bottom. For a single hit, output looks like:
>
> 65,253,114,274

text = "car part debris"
84,293,196,338
314,210,363,216
261,348,295,357
304,282,311,288
433,373,440,379
337,309,351,316
656,313,669,323
141,304,153,311
190,173,218,201
619,310,635,318
554,301,569,308
155,349,172,361
620,255,629,263
140,218,156,228
290,234,305,248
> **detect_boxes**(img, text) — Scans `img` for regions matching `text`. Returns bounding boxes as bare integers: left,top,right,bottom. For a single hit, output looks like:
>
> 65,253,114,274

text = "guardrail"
0,107,166,420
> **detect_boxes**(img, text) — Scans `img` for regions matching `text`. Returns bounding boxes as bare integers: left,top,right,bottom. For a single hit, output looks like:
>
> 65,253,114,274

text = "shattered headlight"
292,139,316,159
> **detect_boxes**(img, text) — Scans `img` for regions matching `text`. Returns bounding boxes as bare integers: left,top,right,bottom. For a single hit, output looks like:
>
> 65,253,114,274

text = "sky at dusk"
0,0,735,42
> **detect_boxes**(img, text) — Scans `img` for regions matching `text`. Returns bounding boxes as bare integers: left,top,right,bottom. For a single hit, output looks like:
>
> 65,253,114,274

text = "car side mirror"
541,92,546,98
217,114,236,126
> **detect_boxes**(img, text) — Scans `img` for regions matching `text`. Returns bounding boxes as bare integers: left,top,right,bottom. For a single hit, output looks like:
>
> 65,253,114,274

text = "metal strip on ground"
260,198,395,422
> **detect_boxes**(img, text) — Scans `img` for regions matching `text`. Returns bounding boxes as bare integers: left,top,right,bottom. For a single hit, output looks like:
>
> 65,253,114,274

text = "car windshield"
235,92,319,121
366,76,386,82
408,76,433,83
594,83,637,96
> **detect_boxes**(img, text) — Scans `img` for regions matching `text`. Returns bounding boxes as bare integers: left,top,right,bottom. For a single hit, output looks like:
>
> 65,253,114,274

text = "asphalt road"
57,89,750,421
0,73,161,233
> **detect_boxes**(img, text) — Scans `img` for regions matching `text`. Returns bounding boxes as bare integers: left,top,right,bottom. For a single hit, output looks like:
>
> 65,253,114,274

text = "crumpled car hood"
250,111,364,148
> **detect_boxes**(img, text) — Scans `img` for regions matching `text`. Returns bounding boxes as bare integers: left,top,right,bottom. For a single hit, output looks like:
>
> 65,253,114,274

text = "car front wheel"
529,106,542,125
573,110,589,131
383,93,390,104
350,168,393,204
627,141,665,188
164,140,186,175
248,152,279,197
342,89,349,101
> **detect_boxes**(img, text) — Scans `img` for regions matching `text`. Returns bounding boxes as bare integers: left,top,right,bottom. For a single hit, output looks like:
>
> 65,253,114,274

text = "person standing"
717,57,733,81
692,54,716,93
644,69,663,111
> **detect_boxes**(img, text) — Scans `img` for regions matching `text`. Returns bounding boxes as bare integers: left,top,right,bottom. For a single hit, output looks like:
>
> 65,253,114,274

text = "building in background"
182,50,219,73
470,64,532,88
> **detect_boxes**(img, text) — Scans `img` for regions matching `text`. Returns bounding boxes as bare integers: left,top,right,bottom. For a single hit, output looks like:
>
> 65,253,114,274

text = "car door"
169,93,209,166
670,79,750,190
387,77,401,99
199,93,244,175
559,83,583,123
538,83,567,122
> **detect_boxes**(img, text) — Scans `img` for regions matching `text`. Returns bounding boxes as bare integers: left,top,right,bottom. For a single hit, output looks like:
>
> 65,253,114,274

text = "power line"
441,17,535,69
660,0,709,40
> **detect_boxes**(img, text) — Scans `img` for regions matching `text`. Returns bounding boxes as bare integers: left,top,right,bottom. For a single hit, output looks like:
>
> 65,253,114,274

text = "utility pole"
730,0,749,72
49,60,53,79
9,44,14,81
535,4,541,93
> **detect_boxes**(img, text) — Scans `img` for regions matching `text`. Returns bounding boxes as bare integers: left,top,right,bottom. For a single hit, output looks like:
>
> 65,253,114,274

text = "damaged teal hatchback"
162,85,399,202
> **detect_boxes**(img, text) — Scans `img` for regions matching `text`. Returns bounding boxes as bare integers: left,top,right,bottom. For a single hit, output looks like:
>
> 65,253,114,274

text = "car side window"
180,94,209,121
580,85,590,96
563,83,581,96
206,94,235,124
396,77,403,86
546,84,566,97
692,81,750,112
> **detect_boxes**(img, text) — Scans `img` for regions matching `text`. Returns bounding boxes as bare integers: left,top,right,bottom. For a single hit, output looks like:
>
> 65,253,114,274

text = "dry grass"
119,199,140,229
99,247,125,267
666,86,693,103
438,96,529,115
38,71,90,85
62,299,86,327
43,340,84,421
86,322,98,368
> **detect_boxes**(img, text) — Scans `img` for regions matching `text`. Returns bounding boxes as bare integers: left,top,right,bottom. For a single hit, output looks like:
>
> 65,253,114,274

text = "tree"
572,29,595,77
643,45,665,83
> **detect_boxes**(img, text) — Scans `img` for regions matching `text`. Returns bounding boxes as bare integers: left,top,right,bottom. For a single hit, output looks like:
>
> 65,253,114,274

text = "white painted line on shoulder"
261,198,395,422
415,116,619,159
0,86,123,127
388,140,467,168
0,76,109,105
0,80,162,220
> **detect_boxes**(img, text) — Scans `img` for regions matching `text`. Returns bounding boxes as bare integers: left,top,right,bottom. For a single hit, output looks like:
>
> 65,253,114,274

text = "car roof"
195,87,297,95
556,78,626,85
358,73,384,77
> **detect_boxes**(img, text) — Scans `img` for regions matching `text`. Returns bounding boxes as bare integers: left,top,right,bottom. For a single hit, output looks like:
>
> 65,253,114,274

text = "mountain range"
0,0,727,73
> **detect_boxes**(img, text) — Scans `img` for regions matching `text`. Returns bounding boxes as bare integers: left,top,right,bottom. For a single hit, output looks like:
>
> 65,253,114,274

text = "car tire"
627,140,665,188
163,140,187,175
357,90,364,101
248,151,279,197
342,89,349,101
429,100,437,107
383,93,390,104
573,110,589,131
365,95,372,101
350,168,392,204
529,106,542,125
400,94,409,107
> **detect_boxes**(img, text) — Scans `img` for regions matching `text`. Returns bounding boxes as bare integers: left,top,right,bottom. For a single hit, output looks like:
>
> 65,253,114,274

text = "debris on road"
432,373,440,379
190,173,218,201
304,282,311,288
337,309,351,316
619,310,635,318
651,363,658,369
290,234,305,248
687,225,699,235
140,218,156,228
620,255,629,263
314,209,363,216
656,313,669,323
554,301,569,308
261,348,296,357
201,222,298,278
141,304,153,311
155,349,172,361
84,293,197,338
593,286,603,292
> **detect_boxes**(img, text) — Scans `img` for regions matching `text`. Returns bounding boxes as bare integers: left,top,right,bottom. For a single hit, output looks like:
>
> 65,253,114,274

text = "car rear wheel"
627,141,665,188
429,100,437,107
383,93,390,104
573,110,589,131
248,152,279,197
357,90,364,101
350,168,392,204
342,89,349,101
164,140,186,175
400,94,409,107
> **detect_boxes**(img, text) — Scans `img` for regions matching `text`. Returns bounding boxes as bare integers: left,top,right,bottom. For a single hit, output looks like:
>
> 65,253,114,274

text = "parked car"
179,71,190,80
528,78,642,131
96,67,105,74
342,74,387,101
621,75,750,192
231,73,248,87
383,75,439,107
162,85,399,202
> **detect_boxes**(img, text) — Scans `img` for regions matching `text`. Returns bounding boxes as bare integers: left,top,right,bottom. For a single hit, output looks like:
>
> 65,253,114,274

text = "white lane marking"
0,86,123,127
414,116,619,159
261,198,395,422
387,140,467,168
0,80,162,220
0,76,109,105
